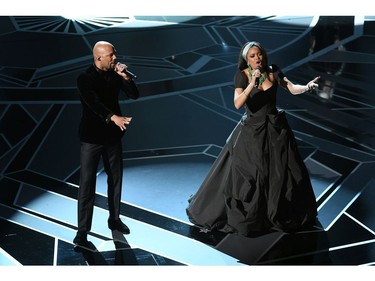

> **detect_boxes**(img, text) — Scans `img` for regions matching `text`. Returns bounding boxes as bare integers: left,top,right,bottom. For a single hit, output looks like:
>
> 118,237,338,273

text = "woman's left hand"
307,76,320,91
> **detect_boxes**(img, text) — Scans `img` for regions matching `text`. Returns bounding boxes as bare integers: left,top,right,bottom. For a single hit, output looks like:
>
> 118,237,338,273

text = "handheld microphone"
122,69,137,79
254,66,261,87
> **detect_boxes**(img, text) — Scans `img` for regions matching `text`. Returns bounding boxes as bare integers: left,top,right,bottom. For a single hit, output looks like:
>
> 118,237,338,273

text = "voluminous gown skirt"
186,110,317,236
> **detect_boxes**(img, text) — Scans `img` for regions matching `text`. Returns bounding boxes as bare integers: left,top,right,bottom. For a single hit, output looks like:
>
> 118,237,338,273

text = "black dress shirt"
77,64,139,144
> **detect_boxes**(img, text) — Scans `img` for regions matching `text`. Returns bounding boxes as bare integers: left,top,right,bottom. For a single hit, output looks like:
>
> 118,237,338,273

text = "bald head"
92,41,117,71
93,41,114,59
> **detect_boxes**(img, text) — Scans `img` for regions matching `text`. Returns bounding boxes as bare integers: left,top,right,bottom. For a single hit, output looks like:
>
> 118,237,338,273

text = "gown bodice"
234,64,284,117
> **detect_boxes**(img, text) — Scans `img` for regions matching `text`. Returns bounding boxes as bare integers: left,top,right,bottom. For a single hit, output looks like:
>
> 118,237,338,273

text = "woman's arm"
233,68,260,109
281,76,320,95
233,82,256,109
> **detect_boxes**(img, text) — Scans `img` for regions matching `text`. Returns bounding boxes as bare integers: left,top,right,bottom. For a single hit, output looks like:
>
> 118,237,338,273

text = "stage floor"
1,142,374,266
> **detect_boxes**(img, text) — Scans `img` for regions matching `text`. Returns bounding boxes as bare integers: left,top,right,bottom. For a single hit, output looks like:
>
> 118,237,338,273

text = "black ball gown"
186,64,317,236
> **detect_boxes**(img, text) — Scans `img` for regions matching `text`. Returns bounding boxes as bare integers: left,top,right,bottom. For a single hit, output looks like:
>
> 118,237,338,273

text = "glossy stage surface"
0,15,375,272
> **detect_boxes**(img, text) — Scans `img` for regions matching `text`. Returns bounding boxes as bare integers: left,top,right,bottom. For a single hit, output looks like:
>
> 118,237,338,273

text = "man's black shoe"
108,219,130,234
73,231,91,251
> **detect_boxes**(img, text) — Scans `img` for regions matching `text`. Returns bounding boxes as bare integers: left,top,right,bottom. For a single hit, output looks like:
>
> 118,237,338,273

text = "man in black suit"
73,41,139,247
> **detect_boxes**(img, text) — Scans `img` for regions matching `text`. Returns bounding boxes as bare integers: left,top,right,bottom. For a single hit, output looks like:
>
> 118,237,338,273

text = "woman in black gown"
186,41,319,236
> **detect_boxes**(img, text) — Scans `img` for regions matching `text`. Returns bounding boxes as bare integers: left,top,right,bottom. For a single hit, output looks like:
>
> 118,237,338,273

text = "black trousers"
77,141,123,233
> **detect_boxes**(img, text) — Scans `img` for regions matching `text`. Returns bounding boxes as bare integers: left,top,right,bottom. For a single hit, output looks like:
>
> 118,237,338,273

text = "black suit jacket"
77,64,139,144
